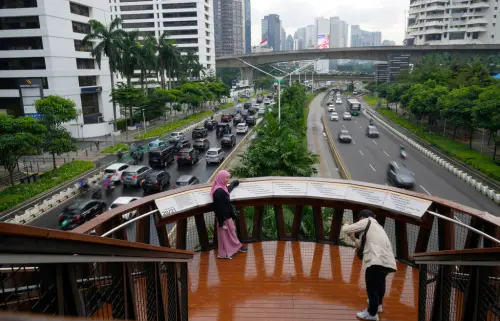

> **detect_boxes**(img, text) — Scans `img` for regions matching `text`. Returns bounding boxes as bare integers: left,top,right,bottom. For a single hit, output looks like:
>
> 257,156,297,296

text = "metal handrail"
100,209,159,237
427,210,500,245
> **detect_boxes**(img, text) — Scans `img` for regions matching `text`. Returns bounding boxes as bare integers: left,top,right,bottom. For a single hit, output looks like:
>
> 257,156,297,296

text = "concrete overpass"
287,74,373,82
216,44,500,68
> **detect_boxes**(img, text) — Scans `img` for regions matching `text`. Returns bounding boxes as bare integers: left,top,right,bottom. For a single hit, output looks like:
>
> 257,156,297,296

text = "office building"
315,17,330,73
382,40,396,46
351,25,382,47
329,16,348,70
280,25,286,51
375,53,411,84
213,0,244,56
286,35,294,51
305,24,315,48
243,0,251,53
293,38,301,50
0,0,115,138
261,14,281,51
294,27,306,49
112,0,215,82
405,0,497,45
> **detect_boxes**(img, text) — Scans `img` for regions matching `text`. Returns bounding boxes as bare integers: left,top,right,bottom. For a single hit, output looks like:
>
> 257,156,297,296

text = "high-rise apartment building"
315,17,330,73
405,0,497,45
351,25,382,46
305,24,315,48
112,0,215,82
261,14,281,51
0,0,115,138
213,0,244,56
280,25,286,51
294,27,306,49
286,35,294,51
329,17,348,70
243,0,251,53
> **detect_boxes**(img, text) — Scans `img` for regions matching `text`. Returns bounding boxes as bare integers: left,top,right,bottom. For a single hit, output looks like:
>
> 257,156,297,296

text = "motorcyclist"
78,178,89,191
369,118,374,125
117,149,123,161
103,175,112,190
400,145,406,158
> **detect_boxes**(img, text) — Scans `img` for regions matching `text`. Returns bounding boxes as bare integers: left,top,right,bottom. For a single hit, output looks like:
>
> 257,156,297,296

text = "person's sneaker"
238,247,248,253
217,255,233,259
367,299,383,313
356,309,379,321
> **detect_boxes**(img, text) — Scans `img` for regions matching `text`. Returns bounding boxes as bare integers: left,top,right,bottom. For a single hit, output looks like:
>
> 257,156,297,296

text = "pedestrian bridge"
1,177,499,321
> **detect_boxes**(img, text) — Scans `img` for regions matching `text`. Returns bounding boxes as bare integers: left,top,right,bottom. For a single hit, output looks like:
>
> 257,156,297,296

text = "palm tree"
164,44,182,89
116,31,140,86
135,36,157,92
82,18,126,130
155,32,173,89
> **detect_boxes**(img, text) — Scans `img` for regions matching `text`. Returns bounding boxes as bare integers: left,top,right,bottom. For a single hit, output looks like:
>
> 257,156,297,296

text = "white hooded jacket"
341,217,397,271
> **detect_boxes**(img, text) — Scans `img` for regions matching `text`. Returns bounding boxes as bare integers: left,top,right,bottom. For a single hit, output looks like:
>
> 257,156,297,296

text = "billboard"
317,34,329,49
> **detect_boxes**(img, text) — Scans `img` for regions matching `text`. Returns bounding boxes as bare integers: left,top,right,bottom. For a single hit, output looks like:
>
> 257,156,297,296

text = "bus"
347,98,361,116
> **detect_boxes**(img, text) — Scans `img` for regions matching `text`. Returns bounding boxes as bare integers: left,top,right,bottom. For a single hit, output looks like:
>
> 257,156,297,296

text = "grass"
100,144,130,154
363,95,386,106
379,108,500,181
0,160,95,212
135,111,213,139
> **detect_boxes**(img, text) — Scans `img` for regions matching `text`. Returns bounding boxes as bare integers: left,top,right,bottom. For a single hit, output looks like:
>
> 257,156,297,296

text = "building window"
163,21,197,27
0,37,43,50
136,31,155,37
119,4,153,11
81,93,100,124
449,32,465,40
492,35,495,38
122,22,155,28
0,0,37,9
0,77,48,89
172,38,198,44
78,76,97,87
162,2,196,9
72,21,91,34
74,40,93,52
0,57,46,70
70,2,90,17
121,13,154,20
76,58,95,69
163,12,197,18
178,47,198,53
168,29,198,36
0,16,39,30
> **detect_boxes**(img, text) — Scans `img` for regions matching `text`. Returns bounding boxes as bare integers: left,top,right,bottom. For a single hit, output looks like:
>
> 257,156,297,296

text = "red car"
221,114,233,122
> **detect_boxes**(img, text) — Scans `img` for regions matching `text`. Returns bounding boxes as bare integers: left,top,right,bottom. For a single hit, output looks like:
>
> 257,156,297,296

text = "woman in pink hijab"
211,170,247,259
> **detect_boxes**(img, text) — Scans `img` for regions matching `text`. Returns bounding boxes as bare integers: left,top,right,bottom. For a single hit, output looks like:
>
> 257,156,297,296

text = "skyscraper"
294,27,307,49
315,17,330,73
280,25,286,51
305,25,315,49
213,0,244,57
243,0,251,53
286,35,294,51
351,25,382,47
261,14,281,51
329,17,348,70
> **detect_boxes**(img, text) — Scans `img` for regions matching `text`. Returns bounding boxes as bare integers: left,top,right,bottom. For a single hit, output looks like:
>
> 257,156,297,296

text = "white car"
103,163,129,182
343,112,352,120
236,123,249,134
258,107,265,115
328,106,336,112
330,112,339,121
109,196,141,221
264,98,270,105
170,131,184,142
336,98,342,104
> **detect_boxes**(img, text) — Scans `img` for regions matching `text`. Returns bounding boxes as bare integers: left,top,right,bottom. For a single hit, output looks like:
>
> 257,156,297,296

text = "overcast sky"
250,0,407,46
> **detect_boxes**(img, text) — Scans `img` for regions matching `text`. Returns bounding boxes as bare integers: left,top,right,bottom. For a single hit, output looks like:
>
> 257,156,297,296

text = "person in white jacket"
341,209,397,321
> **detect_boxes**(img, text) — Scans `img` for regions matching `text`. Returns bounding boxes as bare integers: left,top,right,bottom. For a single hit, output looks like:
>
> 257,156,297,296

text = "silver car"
120,165,152,187
170,131,185,142
206,148,225,164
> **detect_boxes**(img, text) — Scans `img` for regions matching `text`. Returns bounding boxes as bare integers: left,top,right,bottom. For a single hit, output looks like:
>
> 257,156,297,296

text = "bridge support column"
239,67,253,87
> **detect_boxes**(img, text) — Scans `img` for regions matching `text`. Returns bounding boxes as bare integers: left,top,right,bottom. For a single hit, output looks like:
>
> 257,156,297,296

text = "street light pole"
142,109,147,136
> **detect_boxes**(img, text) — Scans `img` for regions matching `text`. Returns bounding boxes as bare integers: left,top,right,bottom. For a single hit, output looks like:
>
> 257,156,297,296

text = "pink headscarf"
211,170,230,198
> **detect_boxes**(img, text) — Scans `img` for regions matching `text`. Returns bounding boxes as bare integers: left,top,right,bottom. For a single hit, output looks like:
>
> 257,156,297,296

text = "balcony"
1,177,499,321
469,1,490,8
409,4,446,14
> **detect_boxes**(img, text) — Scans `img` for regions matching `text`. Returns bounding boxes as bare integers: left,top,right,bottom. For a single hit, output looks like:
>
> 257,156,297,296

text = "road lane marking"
352,140,356,144
359,150,364,156
342,124,345,128
420,185,432,195
410,170,415,176
383,151,390,157
369,164,376,172
373,140,378,145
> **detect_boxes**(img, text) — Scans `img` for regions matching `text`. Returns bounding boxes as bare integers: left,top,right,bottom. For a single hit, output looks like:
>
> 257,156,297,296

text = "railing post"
395,220,409,261
236,206,249,242
155,212,171,248
176,218,187,250
415,214,434,253
417,264,428,321
165,262,178,321
177,262,189,321
274,205,286,240
194,214,210,250
438,206,455,251
461,266,480,321
291,205,304,240
252,206,264,241
329,207,344,245
312,206,325,242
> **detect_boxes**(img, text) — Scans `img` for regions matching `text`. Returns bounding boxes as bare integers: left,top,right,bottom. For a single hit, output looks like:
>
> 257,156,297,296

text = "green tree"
135,36,157,92
111,85,147,126
254,76,274,89
35,95,78,169
178,82,204,114
82,18,125,130
473,85,500,160
116,31,139,86
0,115,46,186
365,81,377,92
206,82,230,103
408,80,448,125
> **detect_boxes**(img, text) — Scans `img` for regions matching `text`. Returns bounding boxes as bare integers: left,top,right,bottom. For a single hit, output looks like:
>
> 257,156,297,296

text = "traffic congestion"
30,93,275,231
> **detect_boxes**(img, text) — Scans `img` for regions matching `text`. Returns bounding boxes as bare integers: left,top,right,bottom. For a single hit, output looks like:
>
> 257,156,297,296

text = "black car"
248,107,256,115
149,146,175,168
192,127,208,139
387,161,415,189
174,175,200,189
141,170,171,193
221,134,236,147
338,130,352,143
240,110,248,120
366,125,380,138
176,148,200,166
59,200,106,231
204,119,218,130
256,97,263,103
193,138,210,150
243,102,252,109
246,115,256,126
233,115,243,126
171,139,191,154
216,123,232,137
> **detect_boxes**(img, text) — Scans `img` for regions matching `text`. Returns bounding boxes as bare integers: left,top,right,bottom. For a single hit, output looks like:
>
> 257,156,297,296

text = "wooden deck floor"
188,241,418,321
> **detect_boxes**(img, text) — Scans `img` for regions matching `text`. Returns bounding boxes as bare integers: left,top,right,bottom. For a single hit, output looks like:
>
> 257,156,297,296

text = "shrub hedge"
100,144,130,154
0,160,95,212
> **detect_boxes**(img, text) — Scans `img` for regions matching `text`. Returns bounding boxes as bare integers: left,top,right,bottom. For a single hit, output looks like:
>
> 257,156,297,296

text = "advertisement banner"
317,34,330,49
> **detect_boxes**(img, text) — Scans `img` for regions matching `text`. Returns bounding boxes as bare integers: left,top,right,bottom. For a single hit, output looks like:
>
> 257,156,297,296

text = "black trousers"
365,265,390,316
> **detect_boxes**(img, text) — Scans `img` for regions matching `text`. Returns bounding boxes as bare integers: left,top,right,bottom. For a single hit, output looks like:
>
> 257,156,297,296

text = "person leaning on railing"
210,170,247,259
341,209,397,321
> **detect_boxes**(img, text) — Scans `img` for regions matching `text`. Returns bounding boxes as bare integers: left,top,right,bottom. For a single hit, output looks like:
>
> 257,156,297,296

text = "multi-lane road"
29,112,259,230
324,92,499,215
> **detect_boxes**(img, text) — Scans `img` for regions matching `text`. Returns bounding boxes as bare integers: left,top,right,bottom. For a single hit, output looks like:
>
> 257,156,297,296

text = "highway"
29,112,259,230
324,93,499,215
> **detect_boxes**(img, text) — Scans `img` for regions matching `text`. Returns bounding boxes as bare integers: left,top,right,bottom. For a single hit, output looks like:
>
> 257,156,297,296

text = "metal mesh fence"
407,223,419,257
186,216,198,251
384,217,397,255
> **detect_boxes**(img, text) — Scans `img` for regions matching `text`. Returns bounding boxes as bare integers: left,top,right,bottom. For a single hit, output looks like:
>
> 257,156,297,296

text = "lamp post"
236,57,321,124
142,109,147,136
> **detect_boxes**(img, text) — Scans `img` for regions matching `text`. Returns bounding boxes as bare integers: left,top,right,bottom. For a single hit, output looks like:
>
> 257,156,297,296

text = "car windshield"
340,130,349,135
170,133,179,137
104,169,116,174
237,124,246,127
395,166,412,176
110,203,122,209
176,181,189,186
207,150,218,156
222,135,232,139
65,202,86,212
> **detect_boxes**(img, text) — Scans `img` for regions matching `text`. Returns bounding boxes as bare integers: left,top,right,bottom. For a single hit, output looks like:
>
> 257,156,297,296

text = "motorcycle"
369,119,374,125
400,150,407,159
104,180,115,195
91,185,102,199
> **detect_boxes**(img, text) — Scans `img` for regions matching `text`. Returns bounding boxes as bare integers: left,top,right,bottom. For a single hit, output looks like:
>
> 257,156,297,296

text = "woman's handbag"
356,220,372,260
